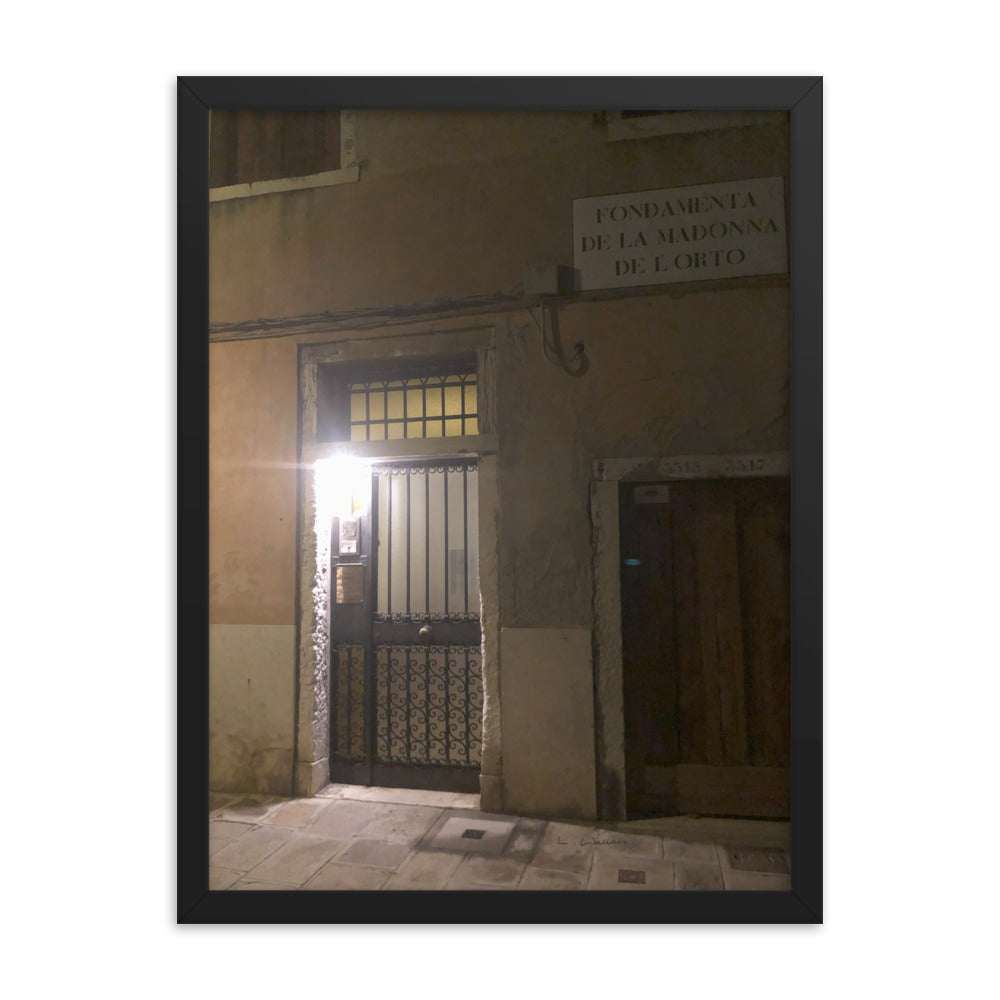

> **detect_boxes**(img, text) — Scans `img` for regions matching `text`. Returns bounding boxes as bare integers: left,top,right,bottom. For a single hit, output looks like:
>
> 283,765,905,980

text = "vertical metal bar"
386,471,392,615
330,646,341,757
344,646,351,757
424,646,430,763
403,376,408,438
445,644,451,765
367,472,378,777
462,463,469,613
365,383,371,441
440,380,446,438
425,468,430,616
443,466,449,615
464,646,471,764
405,468,411,615
405,644,412,764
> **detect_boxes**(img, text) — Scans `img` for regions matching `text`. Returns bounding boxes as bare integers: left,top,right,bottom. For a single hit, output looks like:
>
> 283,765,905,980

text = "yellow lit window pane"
369,393,385,420
444,385,462,416
406,419,424,438
387,391,404,420
388,422,405,440
369,423,385,441
350,393,367,422
463,384,477,415
465,417,478,435
425,390,442,417
351,424,365,442
427,418,444,437
444,418,463,437
406,388,424,418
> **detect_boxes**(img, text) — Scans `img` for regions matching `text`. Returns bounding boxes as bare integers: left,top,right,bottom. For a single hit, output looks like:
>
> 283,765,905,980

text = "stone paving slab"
210,825,292,872
355,803,443,844
245,833,346,885
209,820,253,855
303,799,385,838
230,878,301,890
425,815,515,855
673,861,725,890
446,855,526,889
529,822,599,874
338,785,477,809
505,818,546,863
589,828,663,860
261,799,331,829
660,838,720,865
382,850,465,890
209,788,791,892
303,861,391,890
720,869,792,891
209,866,244,890
335,838,414,870
588,857,676,891
518,865,588,890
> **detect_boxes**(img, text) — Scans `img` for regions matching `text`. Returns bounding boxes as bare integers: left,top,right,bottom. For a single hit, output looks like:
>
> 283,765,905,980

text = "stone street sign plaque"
573,176,787,290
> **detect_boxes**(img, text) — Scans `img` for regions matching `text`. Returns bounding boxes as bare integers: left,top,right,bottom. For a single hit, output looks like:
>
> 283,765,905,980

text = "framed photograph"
179,76,822,923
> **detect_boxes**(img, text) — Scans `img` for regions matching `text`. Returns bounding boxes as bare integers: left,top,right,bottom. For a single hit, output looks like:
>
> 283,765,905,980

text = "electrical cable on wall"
528,304,587,377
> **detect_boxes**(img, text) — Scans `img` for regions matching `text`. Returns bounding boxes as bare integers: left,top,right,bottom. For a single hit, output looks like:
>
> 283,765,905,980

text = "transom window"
317,362,478,442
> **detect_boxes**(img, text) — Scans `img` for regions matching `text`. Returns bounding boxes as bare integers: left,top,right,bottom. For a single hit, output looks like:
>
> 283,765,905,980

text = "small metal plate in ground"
726,846,790,874
618,869,646,884
427,816,515,855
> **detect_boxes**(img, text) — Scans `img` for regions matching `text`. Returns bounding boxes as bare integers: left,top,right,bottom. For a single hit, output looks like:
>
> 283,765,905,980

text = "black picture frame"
179,76,822,924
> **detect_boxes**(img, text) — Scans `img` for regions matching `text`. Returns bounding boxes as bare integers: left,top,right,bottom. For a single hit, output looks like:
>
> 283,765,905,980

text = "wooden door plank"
694,496,748,765
645,764,790,819
671,485,706,765
737,481,791,767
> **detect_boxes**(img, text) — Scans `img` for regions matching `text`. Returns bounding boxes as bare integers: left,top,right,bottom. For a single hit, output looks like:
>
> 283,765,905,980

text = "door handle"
418,625,433,641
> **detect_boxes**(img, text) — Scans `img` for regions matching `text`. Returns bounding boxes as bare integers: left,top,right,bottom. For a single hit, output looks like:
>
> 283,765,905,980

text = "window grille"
318,364,478,442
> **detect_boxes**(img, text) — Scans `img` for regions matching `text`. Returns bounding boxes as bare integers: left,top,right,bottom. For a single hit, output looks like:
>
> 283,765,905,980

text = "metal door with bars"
329,458,483,792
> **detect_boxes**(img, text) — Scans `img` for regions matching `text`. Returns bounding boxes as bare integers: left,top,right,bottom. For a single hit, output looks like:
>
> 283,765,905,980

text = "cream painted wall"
209,625,296,795
500,628,597,819
210,111,789,325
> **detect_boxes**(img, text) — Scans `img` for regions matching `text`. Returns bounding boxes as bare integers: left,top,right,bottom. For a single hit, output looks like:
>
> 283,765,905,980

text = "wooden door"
619,478,790,818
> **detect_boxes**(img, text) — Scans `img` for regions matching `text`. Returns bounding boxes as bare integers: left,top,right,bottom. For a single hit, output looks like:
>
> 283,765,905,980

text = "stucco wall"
209,337,300,794
210,111,788,325
497,289,789,628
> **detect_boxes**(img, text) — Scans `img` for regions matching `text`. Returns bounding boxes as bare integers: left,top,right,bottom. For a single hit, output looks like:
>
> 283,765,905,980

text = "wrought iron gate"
329,458,483,791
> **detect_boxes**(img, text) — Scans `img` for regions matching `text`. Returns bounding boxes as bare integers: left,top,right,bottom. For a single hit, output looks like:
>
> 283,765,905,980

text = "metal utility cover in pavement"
726,846,790,874
618,869,646,884
427,816,515,855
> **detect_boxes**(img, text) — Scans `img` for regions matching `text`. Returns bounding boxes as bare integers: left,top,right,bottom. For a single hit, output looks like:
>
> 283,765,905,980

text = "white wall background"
3,3,997,998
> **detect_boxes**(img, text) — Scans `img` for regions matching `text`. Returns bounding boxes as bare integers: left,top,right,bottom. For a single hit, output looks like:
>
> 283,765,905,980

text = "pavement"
209,784,791,891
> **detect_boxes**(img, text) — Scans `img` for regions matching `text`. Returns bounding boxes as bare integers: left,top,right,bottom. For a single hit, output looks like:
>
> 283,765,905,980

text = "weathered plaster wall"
209,336,299,624
497,288,789,628
209,337,301,794
210,112,788,325
500,627,596,819
209,624,296,794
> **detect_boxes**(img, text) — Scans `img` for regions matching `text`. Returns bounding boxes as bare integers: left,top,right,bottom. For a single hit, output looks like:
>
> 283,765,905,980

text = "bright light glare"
314,456,371,521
